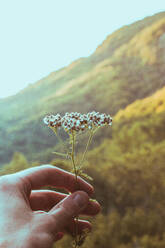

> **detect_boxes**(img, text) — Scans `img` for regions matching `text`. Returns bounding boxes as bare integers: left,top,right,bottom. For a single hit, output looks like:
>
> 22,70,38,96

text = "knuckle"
42,213,59,231
65,172,76,189
61,205,71,218
16,175,32,194
41,164,54,170
47,214,58,226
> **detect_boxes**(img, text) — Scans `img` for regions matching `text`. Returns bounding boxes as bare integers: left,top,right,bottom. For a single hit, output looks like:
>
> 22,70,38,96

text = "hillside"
85,85,165,169
115,86,165,120
1,77,165,248
0,11,165,165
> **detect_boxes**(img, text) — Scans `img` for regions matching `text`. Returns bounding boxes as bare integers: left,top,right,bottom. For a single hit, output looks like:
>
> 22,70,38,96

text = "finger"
47,191,89,233
30,190,101,215
34,212,91,241
30,190,67,211
14,165,94,196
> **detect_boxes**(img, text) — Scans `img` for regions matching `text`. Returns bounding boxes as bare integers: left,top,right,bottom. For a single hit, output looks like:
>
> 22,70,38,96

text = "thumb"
49,191,89,231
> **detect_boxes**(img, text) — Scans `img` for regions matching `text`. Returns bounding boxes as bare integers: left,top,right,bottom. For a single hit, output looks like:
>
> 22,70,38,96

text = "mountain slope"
85,85,165,172
115,85,165,120
0,11,165,165
1,62,165,248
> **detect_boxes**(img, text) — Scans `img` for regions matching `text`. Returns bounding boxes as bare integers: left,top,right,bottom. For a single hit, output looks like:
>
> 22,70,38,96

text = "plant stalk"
78,130,94,170
71,131,79,248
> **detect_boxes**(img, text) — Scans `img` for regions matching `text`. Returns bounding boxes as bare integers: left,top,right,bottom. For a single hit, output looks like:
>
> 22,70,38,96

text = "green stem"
71,131,79,248
78,130,94,170
71,131,77,179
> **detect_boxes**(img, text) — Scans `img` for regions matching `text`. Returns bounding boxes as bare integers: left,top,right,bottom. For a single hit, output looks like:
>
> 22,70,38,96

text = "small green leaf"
52,151,68,157
89,198,97,203
79,171,93,181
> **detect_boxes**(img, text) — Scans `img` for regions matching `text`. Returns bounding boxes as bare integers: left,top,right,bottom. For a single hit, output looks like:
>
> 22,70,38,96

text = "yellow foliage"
114,17,165,64
115,86,165,121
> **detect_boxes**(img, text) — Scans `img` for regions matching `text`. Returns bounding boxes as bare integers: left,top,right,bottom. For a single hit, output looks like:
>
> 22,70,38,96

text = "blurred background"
0,1,165,247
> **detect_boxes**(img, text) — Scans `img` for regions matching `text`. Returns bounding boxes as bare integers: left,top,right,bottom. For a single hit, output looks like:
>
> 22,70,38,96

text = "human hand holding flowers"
43,111,112,247
0,165,100,248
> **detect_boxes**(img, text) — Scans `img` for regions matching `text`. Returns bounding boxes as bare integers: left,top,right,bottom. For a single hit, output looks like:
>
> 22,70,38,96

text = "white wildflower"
43,111,112,133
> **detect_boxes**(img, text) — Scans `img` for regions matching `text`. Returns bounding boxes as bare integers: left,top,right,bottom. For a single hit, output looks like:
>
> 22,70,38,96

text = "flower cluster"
43,111,112,133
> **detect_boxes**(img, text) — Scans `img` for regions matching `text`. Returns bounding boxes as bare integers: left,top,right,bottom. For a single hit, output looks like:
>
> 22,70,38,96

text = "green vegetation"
1,84,165,248
0,11,165,248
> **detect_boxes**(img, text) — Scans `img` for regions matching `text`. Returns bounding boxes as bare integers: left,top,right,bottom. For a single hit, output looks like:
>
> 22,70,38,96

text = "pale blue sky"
0,0,165,98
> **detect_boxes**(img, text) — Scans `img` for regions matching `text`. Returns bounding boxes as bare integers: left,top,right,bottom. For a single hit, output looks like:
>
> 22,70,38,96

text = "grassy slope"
85,85,165,171
1,41,165,248
0,11,165,165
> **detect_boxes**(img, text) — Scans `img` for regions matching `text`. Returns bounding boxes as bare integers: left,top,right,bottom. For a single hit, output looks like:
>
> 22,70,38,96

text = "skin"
0,165,101,248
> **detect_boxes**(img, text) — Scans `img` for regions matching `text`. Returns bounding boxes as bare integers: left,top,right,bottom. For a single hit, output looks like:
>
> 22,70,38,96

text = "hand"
0,165,100,248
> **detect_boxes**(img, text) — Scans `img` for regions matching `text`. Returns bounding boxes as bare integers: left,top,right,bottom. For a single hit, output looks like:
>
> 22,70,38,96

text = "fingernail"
73,193,87,208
